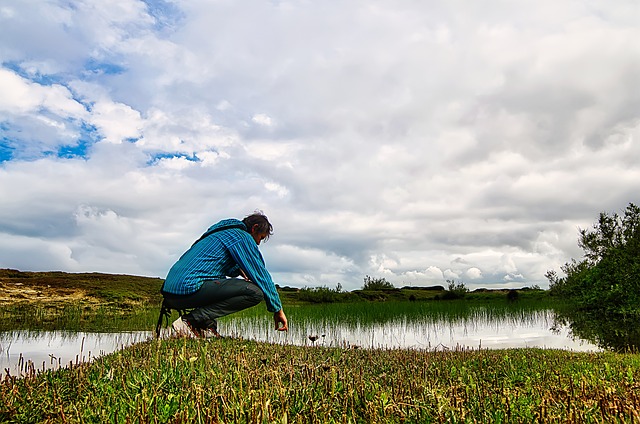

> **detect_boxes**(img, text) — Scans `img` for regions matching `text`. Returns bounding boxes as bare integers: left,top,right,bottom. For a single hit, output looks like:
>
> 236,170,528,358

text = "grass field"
2,337,640,423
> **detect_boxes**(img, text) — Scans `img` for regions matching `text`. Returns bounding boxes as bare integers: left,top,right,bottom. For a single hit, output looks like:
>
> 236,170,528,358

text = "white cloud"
0,0,639,291
252,114,273,127
0,69,80,116
466,268,483,280
264,182,289,198
443,269,459,280
0,69,88,157
90,101,143,144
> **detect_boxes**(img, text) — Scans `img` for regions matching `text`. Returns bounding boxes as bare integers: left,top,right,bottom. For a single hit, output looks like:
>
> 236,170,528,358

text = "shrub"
506,289,519,302
442,279,469,300
296,285,345,303
362,275,395,290
547,202,640,317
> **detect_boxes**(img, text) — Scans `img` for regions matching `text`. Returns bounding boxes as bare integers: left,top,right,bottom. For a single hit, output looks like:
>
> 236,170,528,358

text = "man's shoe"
202,328,223,338
199,319,221,338
172,316,202,338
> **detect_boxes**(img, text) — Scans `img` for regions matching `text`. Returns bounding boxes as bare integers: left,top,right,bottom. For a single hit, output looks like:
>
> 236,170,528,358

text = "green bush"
362,275,395,290
296,285,349,303
547,203,640,317
441,279,469,300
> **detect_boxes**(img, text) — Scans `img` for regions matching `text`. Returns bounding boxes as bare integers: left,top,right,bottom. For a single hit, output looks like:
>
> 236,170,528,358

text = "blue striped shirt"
162,219,283,312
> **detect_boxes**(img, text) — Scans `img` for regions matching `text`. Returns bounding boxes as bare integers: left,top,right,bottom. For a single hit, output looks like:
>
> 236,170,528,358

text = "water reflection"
224,308,601,351
552,309,640,352
2,307,605,379
0,331,149,378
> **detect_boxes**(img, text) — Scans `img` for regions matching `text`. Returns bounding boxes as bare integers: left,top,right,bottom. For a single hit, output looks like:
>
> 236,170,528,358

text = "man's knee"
246,283,264,305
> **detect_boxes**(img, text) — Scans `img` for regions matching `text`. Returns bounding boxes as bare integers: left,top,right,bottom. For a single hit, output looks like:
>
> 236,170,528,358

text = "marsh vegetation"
3,337,640,423
2,264,640,422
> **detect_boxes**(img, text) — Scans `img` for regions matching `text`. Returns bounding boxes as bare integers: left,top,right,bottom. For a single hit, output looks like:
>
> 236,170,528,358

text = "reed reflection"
223,302,601,351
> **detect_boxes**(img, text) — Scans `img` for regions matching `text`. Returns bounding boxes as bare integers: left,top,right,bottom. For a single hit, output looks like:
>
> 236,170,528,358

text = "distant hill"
0,269,164,308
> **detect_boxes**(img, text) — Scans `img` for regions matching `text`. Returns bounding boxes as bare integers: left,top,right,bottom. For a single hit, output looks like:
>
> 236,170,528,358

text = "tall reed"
0,304,159,332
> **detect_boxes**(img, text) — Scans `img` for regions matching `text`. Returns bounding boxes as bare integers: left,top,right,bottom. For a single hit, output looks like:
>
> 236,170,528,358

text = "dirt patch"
0,280,105,307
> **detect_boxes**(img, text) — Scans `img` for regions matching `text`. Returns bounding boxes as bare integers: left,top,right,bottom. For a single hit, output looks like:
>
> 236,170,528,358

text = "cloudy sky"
1,0,638,291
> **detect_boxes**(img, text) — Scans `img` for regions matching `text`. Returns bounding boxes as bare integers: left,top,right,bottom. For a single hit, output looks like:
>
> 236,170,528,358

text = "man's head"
242,212,273,245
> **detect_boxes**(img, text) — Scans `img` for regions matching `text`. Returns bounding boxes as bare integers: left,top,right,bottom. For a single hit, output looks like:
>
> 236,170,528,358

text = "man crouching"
161,211,288,337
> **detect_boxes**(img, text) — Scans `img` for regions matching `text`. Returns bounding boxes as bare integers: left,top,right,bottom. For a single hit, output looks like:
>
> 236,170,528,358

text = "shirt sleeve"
227,235,283,313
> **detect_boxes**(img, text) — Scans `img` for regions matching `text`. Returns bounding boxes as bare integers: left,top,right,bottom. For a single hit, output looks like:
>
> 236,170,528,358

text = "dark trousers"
162,279,263,330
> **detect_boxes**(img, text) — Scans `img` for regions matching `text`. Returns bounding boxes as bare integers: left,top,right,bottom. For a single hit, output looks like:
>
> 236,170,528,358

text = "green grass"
227,298,564,328
0,304,160,332
2,337,639,423
278,285,549,305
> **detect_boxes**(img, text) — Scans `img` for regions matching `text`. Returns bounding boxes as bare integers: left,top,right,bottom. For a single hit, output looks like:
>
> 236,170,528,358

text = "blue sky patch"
59,122,103,159
0,121,14,163
83,59,126,76
0,140,14,163
3,62,65,86
142,0,185,33
57,139,90,159
147,152,200,166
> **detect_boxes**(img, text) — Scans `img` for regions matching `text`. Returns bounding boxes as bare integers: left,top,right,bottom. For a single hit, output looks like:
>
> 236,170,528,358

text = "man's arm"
227,235,283,313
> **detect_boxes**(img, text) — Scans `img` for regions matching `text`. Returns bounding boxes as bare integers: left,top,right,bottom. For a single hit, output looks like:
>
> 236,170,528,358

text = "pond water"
0,331,150,378
1,305,601,378
224,307,600,351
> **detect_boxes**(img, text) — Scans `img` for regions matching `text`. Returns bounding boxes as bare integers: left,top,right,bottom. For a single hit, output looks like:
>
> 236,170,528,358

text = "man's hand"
274,309,288,332
240,269,251,282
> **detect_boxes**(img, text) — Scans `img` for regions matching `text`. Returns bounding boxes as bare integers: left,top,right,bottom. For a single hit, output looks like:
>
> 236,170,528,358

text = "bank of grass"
1,269,550,332
0,269,164,305
278,285,548,305
0,296,558,335
0,269,548,309
0,269,163,332
2,337,640,423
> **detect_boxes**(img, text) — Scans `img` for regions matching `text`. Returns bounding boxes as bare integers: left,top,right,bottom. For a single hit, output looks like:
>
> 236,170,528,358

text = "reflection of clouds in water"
224,309,601,352
0,331,150,377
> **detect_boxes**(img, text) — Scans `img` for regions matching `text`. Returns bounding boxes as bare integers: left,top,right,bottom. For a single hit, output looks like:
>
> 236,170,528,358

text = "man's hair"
242,211,273,241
